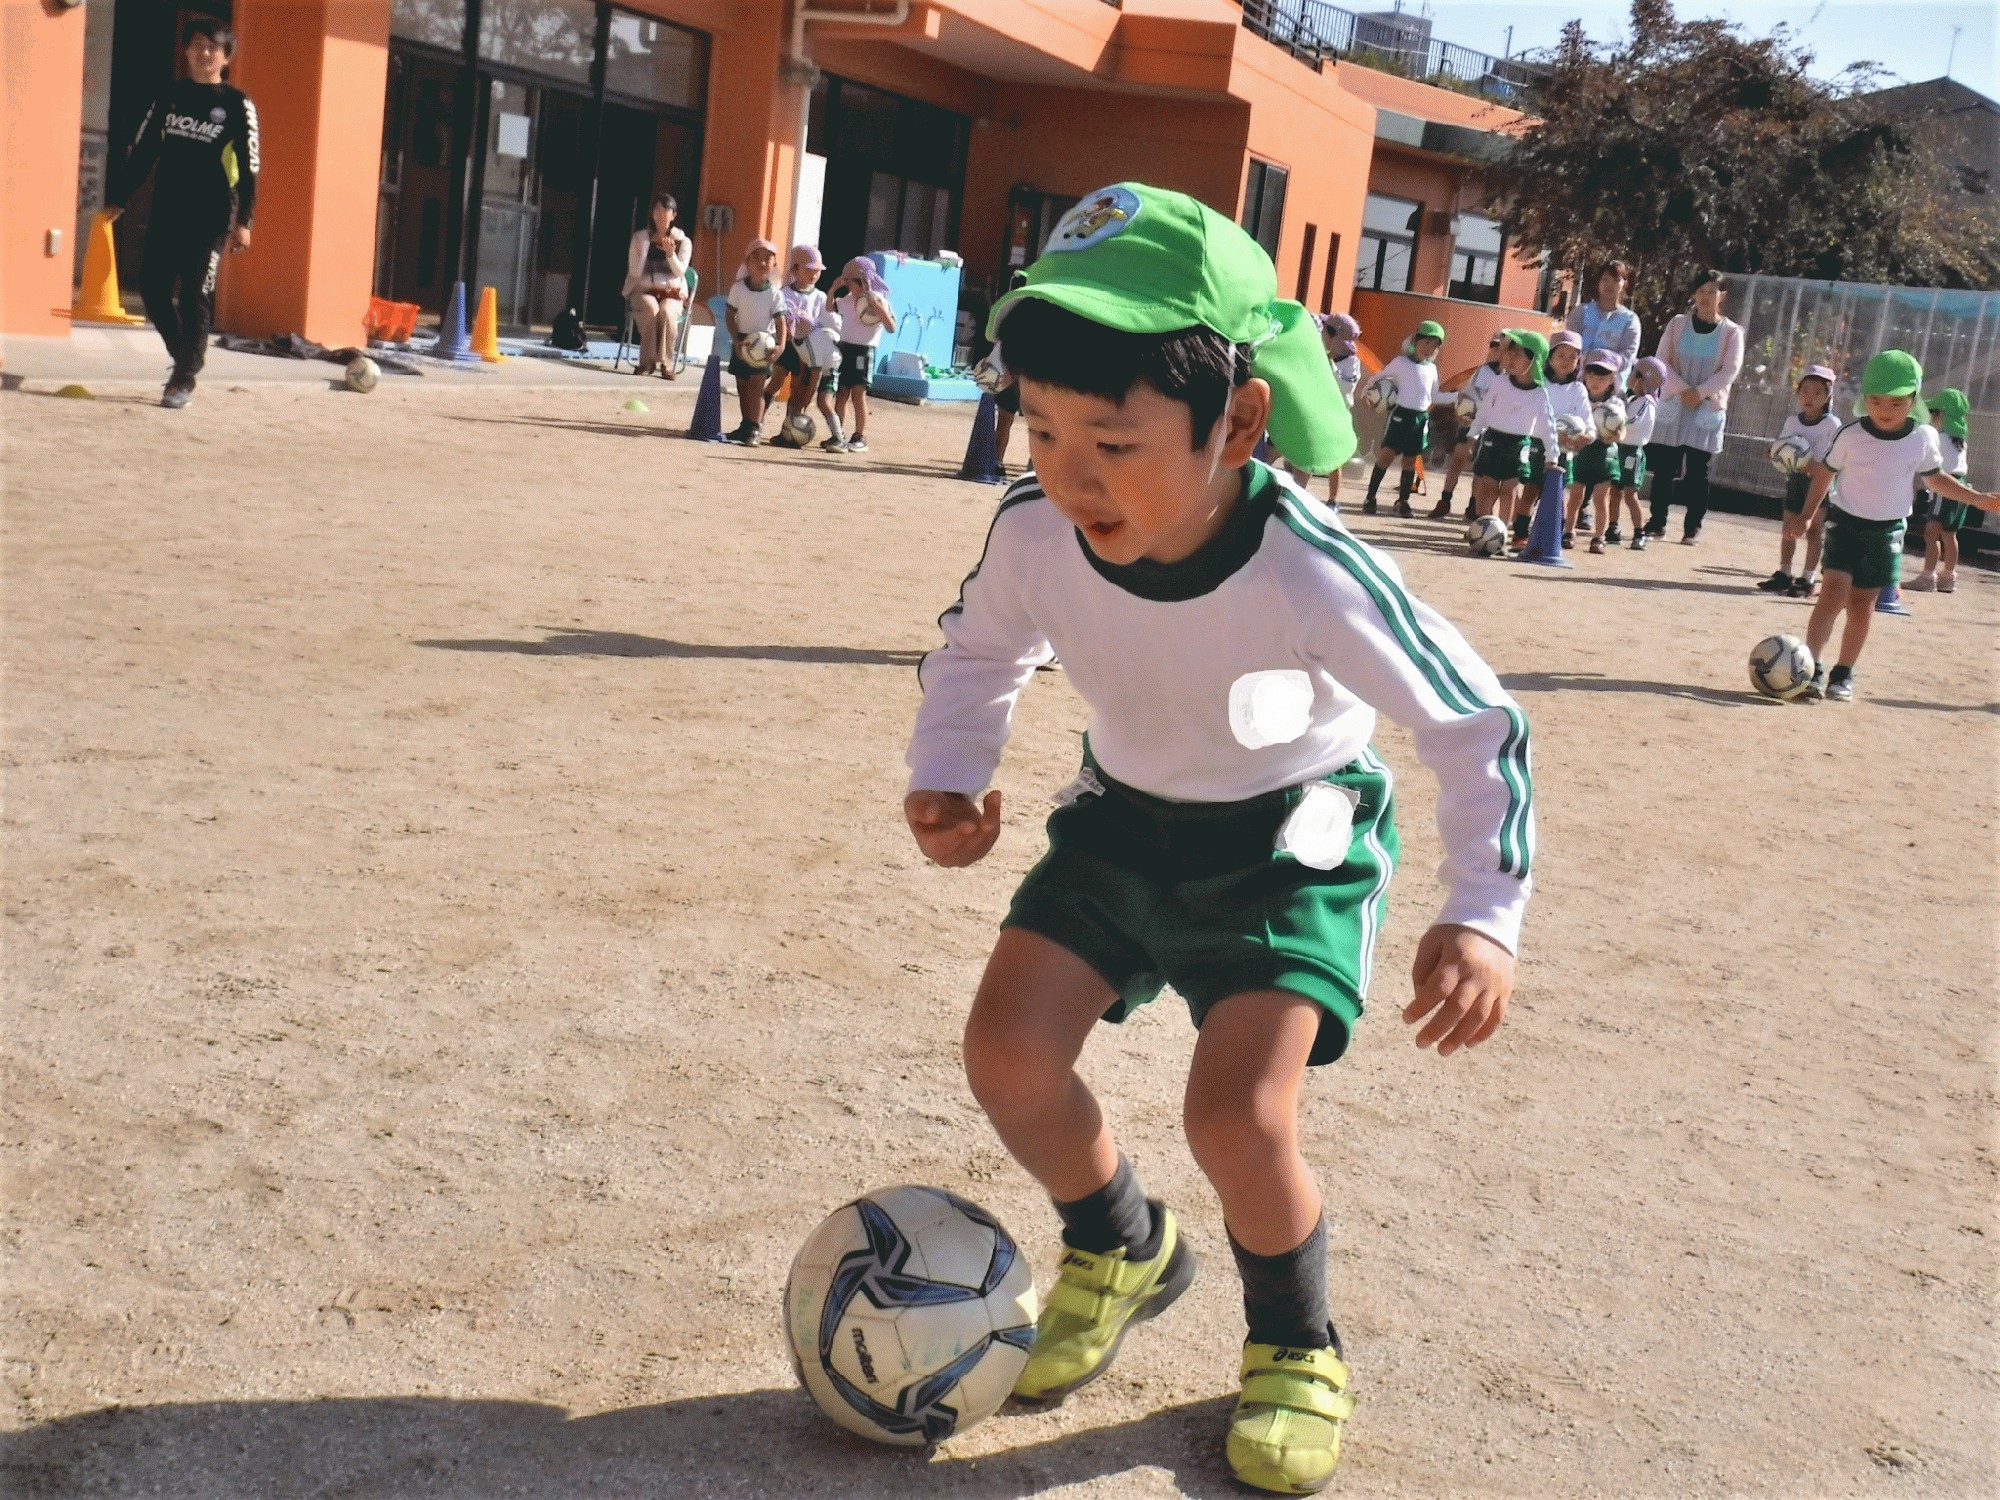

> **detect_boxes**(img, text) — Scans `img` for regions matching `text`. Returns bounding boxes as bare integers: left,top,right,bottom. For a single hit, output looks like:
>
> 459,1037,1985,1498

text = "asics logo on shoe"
1061,1251,1097,1271
850,1325,878,1383
1274,1347,1318,1362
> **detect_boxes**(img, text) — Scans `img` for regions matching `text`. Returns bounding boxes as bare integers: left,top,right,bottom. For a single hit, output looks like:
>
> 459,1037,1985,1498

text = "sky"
1400,1,2000,99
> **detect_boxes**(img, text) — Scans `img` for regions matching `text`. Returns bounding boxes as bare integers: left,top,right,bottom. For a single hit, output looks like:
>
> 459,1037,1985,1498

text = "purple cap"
1799,364,1836,387
1322,313,1360,339
1631,356,1669,385
1584,348,1625,371
1550,329,1584,351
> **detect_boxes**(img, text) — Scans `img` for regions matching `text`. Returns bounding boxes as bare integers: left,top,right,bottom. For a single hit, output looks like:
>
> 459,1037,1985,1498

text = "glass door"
476,77,540,327
375,49,465,310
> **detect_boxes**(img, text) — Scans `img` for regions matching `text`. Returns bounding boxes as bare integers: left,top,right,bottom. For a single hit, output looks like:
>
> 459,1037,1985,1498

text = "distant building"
1859,76,1998,195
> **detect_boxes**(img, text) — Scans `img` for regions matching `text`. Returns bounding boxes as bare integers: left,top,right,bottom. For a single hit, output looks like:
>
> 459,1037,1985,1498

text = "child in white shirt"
1612,358,1666,550
1434,333,1504,519
723,239,785,445
1757,365,1842,596
1362,320,1442,518
827,257,898,454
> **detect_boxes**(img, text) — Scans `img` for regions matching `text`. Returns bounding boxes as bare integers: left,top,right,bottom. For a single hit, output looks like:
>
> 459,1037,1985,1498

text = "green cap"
1857,349,1928,423
1932,387,1969,441
988,182,1356,473
1414,320,1446,343
1502,328,1548,384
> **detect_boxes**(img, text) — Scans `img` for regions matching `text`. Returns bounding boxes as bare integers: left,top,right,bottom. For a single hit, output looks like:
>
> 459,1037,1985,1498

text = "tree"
1490,0,1999,333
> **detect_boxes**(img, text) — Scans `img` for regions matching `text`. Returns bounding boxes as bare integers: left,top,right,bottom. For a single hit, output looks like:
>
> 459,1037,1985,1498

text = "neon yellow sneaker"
1009,1204,1197,1409
1226,1336,1355,1494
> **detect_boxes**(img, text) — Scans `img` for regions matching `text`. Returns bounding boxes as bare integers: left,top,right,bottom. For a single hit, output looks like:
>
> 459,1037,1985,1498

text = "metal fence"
1238,0,1543,101
1706,273,1999,520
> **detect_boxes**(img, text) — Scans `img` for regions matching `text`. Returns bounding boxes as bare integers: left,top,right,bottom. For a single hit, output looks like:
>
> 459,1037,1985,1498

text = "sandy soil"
3,376,1996,1499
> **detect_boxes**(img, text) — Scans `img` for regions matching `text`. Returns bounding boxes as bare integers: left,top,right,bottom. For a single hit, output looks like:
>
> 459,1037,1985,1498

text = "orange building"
3,0,1558,369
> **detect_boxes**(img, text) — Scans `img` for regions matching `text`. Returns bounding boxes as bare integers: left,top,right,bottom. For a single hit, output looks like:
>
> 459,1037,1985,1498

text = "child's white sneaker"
1938,570,1957,594
1907,572,1937,591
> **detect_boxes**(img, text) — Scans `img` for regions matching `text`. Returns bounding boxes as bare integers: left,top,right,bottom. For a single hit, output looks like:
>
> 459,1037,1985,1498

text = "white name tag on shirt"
1276,781,1360,870
1228,669,1315,749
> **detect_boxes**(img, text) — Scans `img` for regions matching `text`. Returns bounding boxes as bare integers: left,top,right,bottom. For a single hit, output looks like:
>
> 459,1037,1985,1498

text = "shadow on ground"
415,626,925,668
1500,670,1763,708
0,1389,1242,1499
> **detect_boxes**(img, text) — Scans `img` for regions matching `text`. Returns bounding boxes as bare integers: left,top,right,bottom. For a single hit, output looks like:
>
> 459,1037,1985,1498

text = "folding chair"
615,267,698,374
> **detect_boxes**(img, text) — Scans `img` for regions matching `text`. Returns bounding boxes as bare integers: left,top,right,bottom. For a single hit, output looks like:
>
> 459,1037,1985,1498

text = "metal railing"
1237,0,1543,101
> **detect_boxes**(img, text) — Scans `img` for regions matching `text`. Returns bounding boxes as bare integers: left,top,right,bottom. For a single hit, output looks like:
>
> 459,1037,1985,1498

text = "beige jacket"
623,226,691,300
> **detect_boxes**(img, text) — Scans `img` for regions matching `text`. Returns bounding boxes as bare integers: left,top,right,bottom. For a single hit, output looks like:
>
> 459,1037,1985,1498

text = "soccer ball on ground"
1361,375,1396,413
1465,514,1509,557
1452,387,1480,424
1749,633,1816,700
786,1185,1037,1447
1768,435,1812,474
787,412,816,446
343,356,380,393
1591,398,1628,442
740,331,780,368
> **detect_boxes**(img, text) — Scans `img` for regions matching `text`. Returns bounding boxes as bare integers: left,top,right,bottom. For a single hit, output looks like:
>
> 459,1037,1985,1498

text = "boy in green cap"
904,182,1532,1494
1797,353,1997,701
1362,320,1444,517
1463,329,1562,541
1910,388,1972,594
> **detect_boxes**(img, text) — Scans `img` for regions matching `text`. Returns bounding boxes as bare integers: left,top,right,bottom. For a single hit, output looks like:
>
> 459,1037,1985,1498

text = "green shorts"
1614,445,1647,490
1381,408,1429,458
1004,750,1400,1067
1782,473,1810,515
1573,441,1619,489
1473,431,1529,483
1822,505,1907,590
1930,499,1969,532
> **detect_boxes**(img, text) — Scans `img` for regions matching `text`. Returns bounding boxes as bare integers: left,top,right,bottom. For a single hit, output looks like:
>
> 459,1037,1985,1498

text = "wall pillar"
216,0,390,347
1,0,88,337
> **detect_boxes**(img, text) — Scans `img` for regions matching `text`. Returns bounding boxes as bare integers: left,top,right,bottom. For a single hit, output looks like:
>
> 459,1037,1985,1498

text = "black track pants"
139,223,227,376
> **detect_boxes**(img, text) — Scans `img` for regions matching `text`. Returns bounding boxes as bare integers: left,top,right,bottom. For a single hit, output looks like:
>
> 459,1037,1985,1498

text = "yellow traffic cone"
471,285,504,362
71,212,145,325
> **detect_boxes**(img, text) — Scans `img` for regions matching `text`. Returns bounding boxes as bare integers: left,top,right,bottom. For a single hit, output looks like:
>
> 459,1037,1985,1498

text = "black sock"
1441,484,1456,502
1231,1218,1330,1348
1365,465,1386,500
1828,663,1853,684
1397,468,1416,503
1054,1155,1155,1257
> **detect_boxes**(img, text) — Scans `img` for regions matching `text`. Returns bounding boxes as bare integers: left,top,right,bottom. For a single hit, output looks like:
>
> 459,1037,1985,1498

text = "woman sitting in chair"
624,192,692,378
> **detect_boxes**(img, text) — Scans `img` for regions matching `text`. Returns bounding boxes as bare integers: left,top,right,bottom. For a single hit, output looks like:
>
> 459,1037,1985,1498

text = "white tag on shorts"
1053,766,1106,808
1276,781,1360,870
1228,669,1316,750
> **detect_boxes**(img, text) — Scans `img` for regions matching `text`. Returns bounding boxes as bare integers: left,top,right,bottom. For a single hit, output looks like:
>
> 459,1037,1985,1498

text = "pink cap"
789,243,824,270
1584,348,1625,371
744,237,778,259
1322,312,1360,339
1550,329,1584,351
1799,364,1836,387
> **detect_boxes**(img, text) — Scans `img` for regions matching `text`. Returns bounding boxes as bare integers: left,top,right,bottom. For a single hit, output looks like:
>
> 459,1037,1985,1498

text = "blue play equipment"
862,253,980,403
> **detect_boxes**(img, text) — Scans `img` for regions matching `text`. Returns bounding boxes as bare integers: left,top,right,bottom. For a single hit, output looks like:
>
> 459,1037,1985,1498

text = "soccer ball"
1453,387,1480,424
1591,398,1628,441
785,1185,1037,1447
1553,412,1592,446
787,412,816,446
1768,435,1811,474
740,331,779,368
1361,375,1396,412
1465,515,1509,556
344,356,379,393
1749,633,1815,700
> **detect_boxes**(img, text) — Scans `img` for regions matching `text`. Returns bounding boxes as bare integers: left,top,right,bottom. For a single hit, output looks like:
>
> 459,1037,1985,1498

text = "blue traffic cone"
1520,467,1570,567
957,391,1005,483
432,281,478,361
687,339,726,442
1874,576,1910,614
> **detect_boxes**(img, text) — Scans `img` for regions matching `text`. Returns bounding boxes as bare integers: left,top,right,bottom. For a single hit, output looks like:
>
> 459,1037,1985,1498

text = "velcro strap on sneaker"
1239,1369,1355,1423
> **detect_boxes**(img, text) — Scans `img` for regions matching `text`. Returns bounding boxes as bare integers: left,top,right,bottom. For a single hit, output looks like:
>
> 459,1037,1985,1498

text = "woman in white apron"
1645,270,1744,543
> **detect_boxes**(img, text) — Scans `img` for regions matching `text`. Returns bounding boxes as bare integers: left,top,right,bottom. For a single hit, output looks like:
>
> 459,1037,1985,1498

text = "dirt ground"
3,374,1995,1500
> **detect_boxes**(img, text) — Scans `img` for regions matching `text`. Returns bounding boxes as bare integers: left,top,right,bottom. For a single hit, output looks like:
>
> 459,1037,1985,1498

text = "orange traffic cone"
70,212,145,325
471,285,503,362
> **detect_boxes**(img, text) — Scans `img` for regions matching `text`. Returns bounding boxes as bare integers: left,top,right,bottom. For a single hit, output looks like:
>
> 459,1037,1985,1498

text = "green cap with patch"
1932,387,1969,441
1502,328,1549,384
1857,349,1928,423
987,182,1356,473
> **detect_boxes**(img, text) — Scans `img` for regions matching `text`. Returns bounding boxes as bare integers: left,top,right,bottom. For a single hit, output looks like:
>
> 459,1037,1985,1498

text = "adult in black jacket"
106,19,260,409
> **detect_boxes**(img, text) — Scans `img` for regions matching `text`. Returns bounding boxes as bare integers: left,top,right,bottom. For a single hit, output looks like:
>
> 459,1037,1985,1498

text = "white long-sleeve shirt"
1622,390,1659,449
1776,409,1840,468
1468,377,1557,445
1546,375,1593,433
1378,353,1439,414
908,463,1535,952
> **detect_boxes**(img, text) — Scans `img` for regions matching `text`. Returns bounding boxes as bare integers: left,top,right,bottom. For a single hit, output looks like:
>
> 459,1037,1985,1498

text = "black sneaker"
160,376,194,410
1393,499,1414,518
1681,529,1701,545
1802,667,1827,702
1825,669,1854,702
1631,532,1649,551
726,421,759,445
1604,525,1623,545
1361,499,1379,516
1757,570,1794,594
845,435,869,453
1788,574,1817,598
1427,499,1453,520
1642,523,1666,538
819,432,847,452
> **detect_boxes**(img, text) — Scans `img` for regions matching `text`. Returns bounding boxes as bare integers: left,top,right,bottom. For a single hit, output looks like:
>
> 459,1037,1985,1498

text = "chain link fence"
1712,274,1999,531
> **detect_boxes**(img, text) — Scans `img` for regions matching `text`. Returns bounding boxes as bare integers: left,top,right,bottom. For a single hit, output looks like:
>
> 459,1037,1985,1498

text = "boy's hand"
905,789,1002,867
1405,923,1513,1056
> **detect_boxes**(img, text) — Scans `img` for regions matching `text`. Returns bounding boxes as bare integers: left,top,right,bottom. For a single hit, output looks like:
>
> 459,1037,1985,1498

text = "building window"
392,0,468,50
604,10,708,111
1320,232,1341,314
1242,159,1288,262
478,0,598,87
1448,212,1504,304
1296,223,1317,302
1356,193,1419,292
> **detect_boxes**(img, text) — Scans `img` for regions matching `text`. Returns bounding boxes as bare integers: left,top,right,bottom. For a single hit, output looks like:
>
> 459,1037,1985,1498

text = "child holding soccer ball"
1797,352,1998,701
1362,321,1444,516
769,245,832,449
906,182,1532,1494
827,257,898,453
1757,365,1840,597
1466,330,1561,539
1909,389,1972,594
723,238,785,446
1610,357,1666,549
1543,331,1596,541
1569,350,1625,553
1432,332,1505,519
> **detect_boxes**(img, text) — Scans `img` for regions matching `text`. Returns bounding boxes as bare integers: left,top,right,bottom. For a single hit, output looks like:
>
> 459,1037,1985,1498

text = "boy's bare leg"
1779,516,1803,575
1833,585,1878,666
1589,484,1612,540
1473,475,1497,519
962,928,1121,1201
1941,526,1959,577
1183,991,1322,1255
737,372,766,428
1804,571,1854,660
1803,511,1826,578
850,387,871,441
1919,519,1942,580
